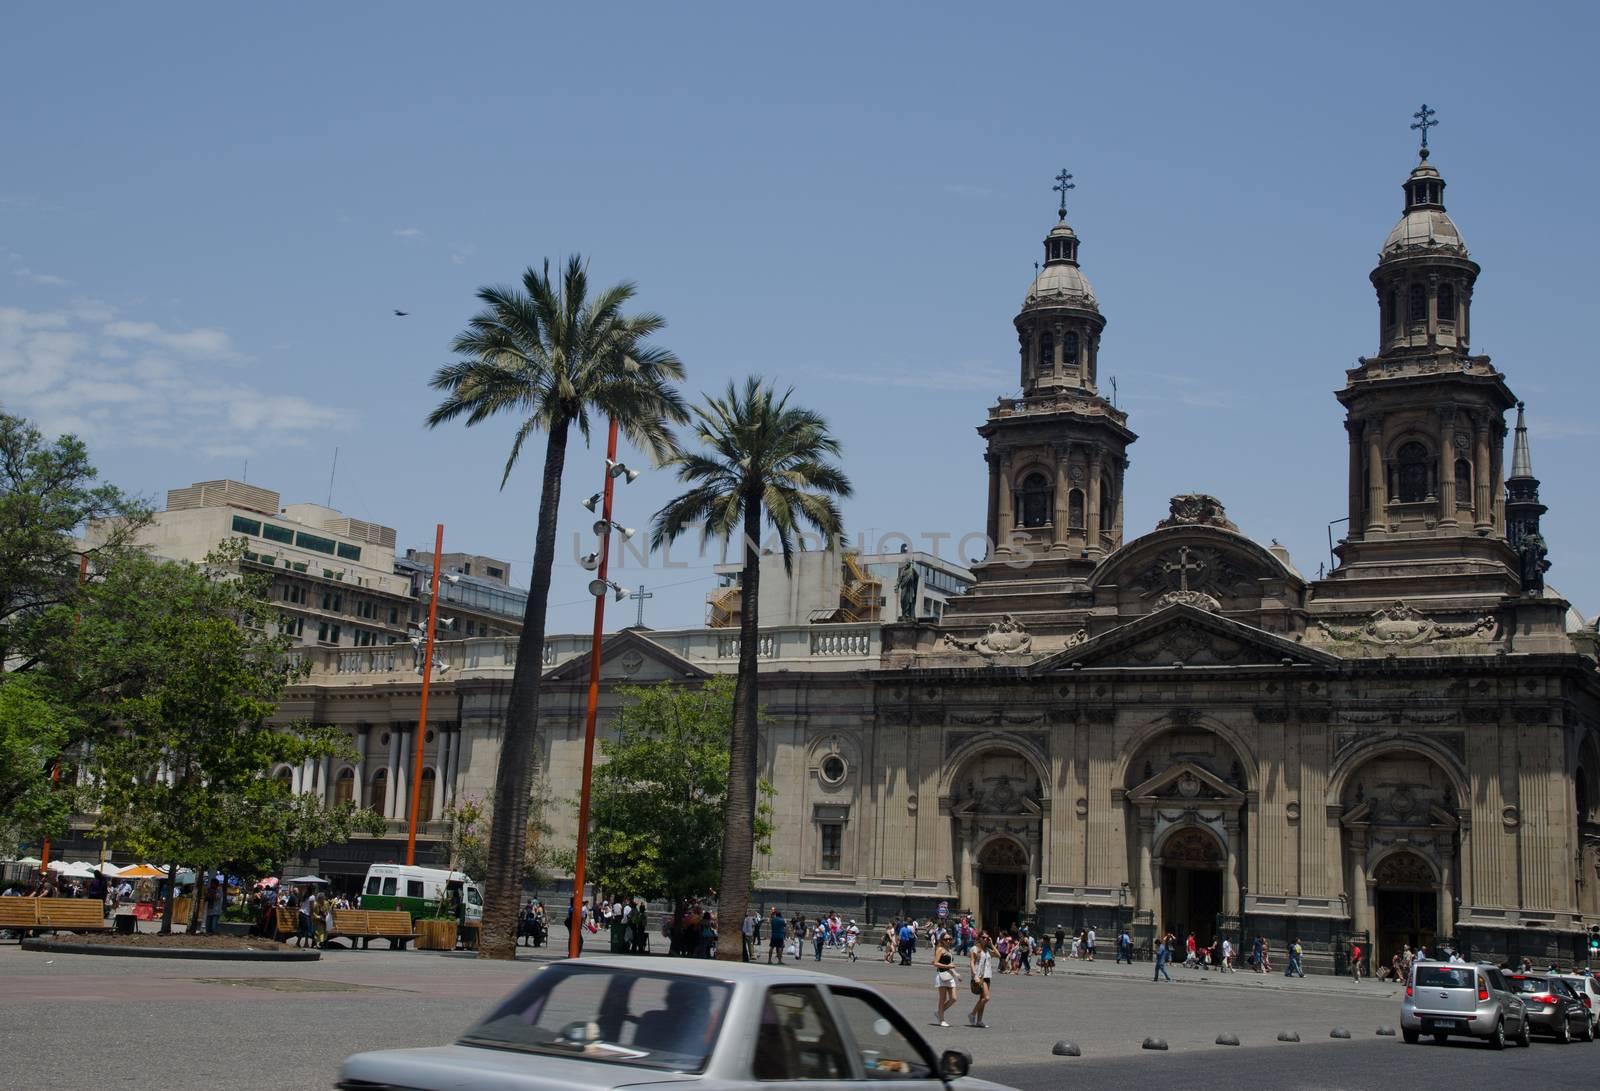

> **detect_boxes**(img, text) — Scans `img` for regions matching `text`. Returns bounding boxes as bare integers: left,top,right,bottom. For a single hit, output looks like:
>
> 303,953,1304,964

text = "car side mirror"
939,1049,971,1080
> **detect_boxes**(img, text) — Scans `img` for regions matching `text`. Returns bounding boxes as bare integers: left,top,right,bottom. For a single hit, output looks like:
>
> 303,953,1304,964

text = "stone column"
290,763,303,794
449,729,463,810
1052,446,1070,550
301,757,315,797
1490,421,1505,532
319,756,332,805
1136,815,1156,915
984,453,999,547
438,729,454,815
1086,447,1103,555
353,727,368,809
957,818,975,914
1365,423,1387,536
1437,408,1457,527
1346,419,1363,537
995,453,1015,551
1426,273,1439,348
394,729,411,825
1438,852,1454,942
1472,416,1492,532
384,729,401,820
1224,819,1242,917
1348,834,1372,941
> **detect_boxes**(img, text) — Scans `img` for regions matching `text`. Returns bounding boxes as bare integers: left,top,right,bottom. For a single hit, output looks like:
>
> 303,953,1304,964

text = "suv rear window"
1508,977,1557,994
1415,966,1475,989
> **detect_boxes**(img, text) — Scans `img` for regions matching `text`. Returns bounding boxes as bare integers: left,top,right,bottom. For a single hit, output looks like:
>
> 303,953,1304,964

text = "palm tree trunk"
479,420,570,959
716,491,762,959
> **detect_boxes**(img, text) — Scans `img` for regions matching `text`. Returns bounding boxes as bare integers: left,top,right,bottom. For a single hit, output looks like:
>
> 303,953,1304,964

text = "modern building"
263,137,1597,968
705,548,972,628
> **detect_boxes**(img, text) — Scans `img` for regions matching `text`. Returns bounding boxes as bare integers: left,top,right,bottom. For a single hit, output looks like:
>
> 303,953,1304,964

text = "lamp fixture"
592,519,635,541
606,458,640,484
581,493,603,513
587,578,631,602
579,552,600,571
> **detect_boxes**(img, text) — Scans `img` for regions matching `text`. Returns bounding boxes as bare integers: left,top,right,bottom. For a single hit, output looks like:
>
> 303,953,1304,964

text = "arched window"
417,768,437,823
1454,458,1471,507
1019,472,1052,528
1067,488,1085,529
1437,283,1456,325
370,768,388,817
334,767,354,807
1407,284,1426,325
274,766,293,790
1064,331,1079,365
1396,441,1431,503
1382,289,1397,332
1100,477,1115,532
1038,332,1054,372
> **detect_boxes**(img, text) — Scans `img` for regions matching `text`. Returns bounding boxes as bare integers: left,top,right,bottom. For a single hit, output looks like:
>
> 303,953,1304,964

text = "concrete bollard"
1277,1031,1300,1042
1215,1033,1240,1046
1051,1041,1081,1057
1375,1027,1396,1037
1141,1037,1169,1051
1330,1028,1351,1039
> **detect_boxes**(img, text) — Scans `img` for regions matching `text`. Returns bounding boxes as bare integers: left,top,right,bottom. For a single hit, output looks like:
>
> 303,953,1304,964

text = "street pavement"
0,938,1595,1089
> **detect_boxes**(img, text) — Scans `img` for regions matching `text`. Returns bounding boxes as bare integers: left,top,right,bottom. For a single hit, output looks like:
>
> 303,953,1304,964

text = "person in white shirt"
1221,936,1235,972
844,920,860,961
968,932,995,1028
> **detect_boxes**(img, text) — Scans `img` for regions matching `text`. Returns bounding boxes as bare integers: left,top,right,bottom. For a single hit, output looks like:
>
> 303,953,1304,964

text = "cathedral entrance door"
1373,852,1438,967
1157,827,1225,942
976,839,1027,933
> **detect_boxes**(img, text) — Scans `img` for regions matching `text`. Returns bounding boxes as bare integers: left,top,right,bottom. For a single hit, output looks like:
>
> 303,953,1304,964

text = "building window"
1382,289,1397,332
819,823,842,872
418,768,436,823
1064,331,1079,365
1438,283,1456,324
262,523,294,545
1038,332,1054,372
336,542,362,562
1455,458,1472,506
1396,441,1432,503
1067,488,1085,530
370,769,387,816
1100,478,1115,532
274,766,293,790
1407,284,1426,325
231,515,262,536
1019,472,1052,528
317,622,342,645
334,768,354,807
486,566,503,580
388,606,399,624
280,614,303,637
820,755,847,786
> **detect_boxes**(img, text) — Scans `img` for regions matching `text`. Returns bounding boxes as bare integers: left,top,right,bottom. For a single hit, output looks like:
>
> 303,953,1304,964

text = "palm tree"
427,256,686,960
652,378,851,958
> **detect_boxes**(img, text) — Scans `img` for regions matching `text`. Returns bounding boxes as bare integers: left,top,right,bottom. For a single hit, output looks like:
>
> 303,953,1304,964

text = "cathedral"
275,126,1600,972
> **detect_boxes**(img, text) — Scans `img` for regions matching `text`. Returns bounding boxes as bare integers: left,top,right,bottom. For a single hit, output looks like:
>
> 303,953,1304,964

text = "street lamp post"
405,524,447,867
568,419,638,959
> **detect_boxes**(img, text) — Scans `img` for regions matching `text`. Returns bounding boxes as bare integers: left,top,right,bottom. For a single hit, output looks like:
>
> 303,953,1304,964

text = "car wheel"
1488,1019,1505,1051
1516,1021,1531,1048
1555,1018,1570,1045
1402,1028,1420,1044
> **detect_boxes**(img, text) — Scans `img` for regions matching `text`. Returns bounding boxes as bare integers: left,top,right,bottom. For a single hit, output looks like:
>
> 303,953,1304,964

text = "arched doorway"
1158,826,1225,942
1372,851,1439,965
977,839,1028,933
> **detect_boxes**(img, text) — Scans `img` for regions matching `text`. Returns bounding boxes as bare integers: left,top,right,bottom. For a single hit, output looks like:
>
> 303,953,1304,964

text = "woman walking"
967,932,994,1028
932,934,959,1027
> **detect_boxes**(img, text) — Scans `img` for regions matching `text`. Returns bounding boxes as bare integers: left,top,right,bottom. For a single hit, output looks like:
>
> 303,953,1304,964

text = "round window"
820,755,847,785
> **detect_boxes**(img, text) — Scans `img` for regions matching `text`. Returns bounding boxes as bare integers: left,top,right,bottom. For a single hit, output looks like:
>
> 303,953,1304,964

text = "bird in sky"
393,309,409,317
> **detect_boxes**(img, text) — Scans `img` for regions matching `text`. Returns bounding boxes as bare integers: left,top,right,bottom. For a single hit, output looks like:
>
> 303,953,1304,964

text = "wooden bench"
358,909,416,949
273,905,298,941
0,898,111,939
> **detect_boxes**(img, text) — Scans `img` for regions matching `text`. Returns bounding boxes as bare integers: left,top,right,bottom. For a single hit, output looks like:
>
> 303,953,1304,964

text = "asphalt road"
1,939,1595,1090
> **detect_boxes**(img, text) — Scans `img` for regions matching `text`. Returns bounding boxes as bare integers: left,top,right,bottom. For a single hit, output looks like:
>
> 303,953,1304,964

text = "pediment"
1031,603,1339,672
1089,522,1304,600
1130,760,1243,803
543,628,710,683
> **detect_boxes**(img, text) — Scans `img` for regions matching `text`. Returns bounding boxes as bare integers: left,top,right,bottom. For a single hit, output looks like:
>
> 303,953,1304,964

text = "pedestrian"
768,909,786,964
1351,940,1364,982
742,909,758,962
933,934,959,1027
813,919,826,962
1117,927,1133,964
1039,938,1055,975
1221,935,1235,972
968,932,994,1028
1154,936,1173,981
204,877,225,935
1085,926,1096,961
845,919,860,961
1286,937,1305,978
898,918,916,966
295,887,314,947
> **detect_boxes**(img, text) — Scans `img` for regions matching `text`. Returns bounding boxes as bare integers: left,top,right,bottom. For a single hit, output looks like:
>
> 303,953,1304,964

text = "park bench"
357,909,416,949
273,905,298,941
0,898,111,939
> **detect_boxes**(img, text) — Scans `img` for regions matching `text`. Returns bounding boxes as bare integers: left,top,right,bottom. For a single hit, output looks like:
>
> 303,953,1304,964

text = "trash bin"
115,913,136,935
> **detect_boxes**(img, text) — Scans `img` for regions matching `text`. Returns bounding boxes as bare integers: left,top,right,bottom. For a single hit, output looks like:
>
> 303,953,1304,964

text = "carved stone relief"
1315,601,1496,646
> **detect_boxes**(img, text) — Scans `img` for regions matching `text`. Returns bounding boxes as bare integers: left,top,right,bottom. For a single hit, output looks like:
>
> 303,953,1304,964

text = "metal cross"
1162,546,1205,592
632,584,654,628
1411,104,1437,151
1053,169,1075,216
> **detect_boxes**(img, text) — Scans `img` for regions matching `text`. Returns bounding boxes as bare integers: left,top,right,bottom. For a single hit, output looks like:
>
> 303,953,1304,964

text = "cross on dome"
1053,169,1075,219
1411,103,1438,157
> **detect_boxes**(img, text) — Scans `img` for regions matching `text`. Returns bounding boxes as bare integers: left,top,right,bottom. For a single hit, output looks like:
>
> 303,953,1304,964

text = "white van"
359,864,483,923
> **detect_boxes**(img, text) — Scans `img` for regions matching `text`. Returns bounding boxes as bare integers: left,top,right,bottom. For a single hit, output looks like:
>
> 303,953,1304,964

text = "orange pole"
40,553,90,878
570,418,619,958
406,523,445,866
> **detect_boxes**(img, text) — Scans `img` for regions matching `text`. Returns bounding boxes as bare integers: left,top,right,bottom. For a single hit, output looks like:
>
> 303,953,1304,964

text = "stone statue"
943,613,1033,656
1518,531,1549,594
895,559,919,621
1156,493,1239,532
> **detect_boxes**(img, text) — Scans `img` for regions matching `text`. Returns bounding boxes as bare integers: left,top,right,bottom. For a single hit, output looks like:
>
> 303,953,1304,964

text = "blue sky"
3,2,1596,633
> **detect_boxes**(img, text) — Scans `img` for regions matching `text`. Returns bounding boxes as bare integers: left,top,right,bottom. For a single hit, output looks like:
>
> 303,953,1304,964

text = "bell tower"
975,171,1136,571
1323,107,1519,601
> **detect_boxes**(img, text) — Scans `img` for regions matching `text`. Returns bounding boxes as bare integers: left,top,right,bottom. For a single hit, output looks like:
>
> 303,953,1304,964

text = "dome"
1023,262,1098,310
1382,207,1467,258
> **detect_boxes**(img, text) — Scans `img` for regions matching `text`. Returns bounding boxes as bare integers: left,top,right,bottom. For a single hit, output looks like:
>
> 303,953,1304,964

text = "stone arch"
940,734,1050,800
1328,735,1469,812
1153,820,1226,866
974,834,1031,932
1113,717,1258,793
1370,846,1441,889
332,765,356,807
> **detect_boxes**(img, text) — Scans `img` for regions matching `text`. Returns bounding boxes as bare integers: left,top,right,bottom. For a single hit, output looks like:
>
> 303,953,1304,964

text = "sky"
3,2,1596,634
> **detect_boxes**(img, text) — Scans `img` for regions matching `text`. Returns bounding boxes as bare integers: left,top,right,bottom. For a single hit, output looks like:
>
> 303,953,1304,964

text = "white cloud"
0,304,351,457
12,267,69,286
393,227,423,238
822,361,1010,393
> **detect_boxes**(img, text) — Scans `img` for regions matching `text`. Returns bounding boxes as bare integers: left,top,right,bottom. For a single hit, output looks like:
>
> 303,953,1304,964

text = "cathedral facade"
275,138,1600,971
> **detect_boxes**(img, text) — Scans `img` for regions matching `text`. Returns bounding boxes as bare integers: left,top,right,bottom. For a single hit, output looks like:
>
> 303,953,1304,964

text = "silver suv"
1401,961,1529,1049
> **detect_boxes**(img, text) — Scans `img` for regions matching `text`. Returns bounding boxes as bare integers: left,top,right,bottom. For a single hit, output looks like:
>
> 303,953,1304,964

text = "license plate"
1426,1019,1461,1031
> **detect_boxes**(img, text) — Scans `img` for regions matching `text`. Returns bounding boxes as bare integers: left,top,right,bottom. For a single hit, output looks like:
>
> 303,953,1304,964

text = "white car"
337,956,1015,1090
1558,974,1600,1037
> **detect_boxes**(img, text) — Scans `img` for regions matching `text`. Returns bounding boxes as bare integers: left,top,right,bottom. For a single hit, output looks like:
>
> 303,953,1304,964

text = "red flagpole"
406,524,445,866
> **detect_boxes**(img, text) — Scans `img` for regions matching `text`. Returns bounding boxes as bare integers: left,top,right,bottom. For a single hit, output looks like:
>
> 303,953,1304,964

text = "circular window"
426,729,436,744
819,755,847,785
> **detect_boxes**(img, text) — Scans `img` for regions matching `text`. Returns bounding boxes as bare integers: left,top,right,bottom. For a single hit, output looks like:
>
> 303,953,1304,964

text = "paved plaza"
2,938,1595,1090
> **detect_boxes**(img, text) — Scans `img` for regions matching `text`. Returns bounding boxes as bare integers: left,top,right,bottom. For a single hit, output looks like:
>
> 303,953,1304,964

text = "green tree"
0,673,82,853
0,409,147,672
651,379,849,958
443,778,555,889
426,256,687,959
43,547,368,932
565,677,772,926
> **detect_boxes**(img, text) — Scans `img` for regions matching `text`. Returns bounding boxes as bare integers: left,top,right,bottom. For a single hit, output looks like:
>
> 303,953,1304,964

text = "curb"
21,938,320,962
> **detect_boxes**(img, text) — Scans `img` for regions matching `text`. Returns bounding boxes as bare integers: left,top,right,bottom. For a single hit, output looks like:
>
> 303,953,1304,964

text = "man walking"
897,918,916,966
768,910,786,964
1153,936,1172,981
1085,926,1096,961
1220,935,1235,972
1117,928,1133,964
1285,937,1305,978
741,909,758,962
1350,940,1363,982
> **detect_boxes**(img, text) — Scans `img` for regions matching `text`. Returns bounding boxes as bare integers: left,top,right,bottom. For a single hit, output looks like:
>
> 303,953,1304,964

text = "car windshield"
459,965,731,1073
1508,977,1556,994
1415,966,1475,989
